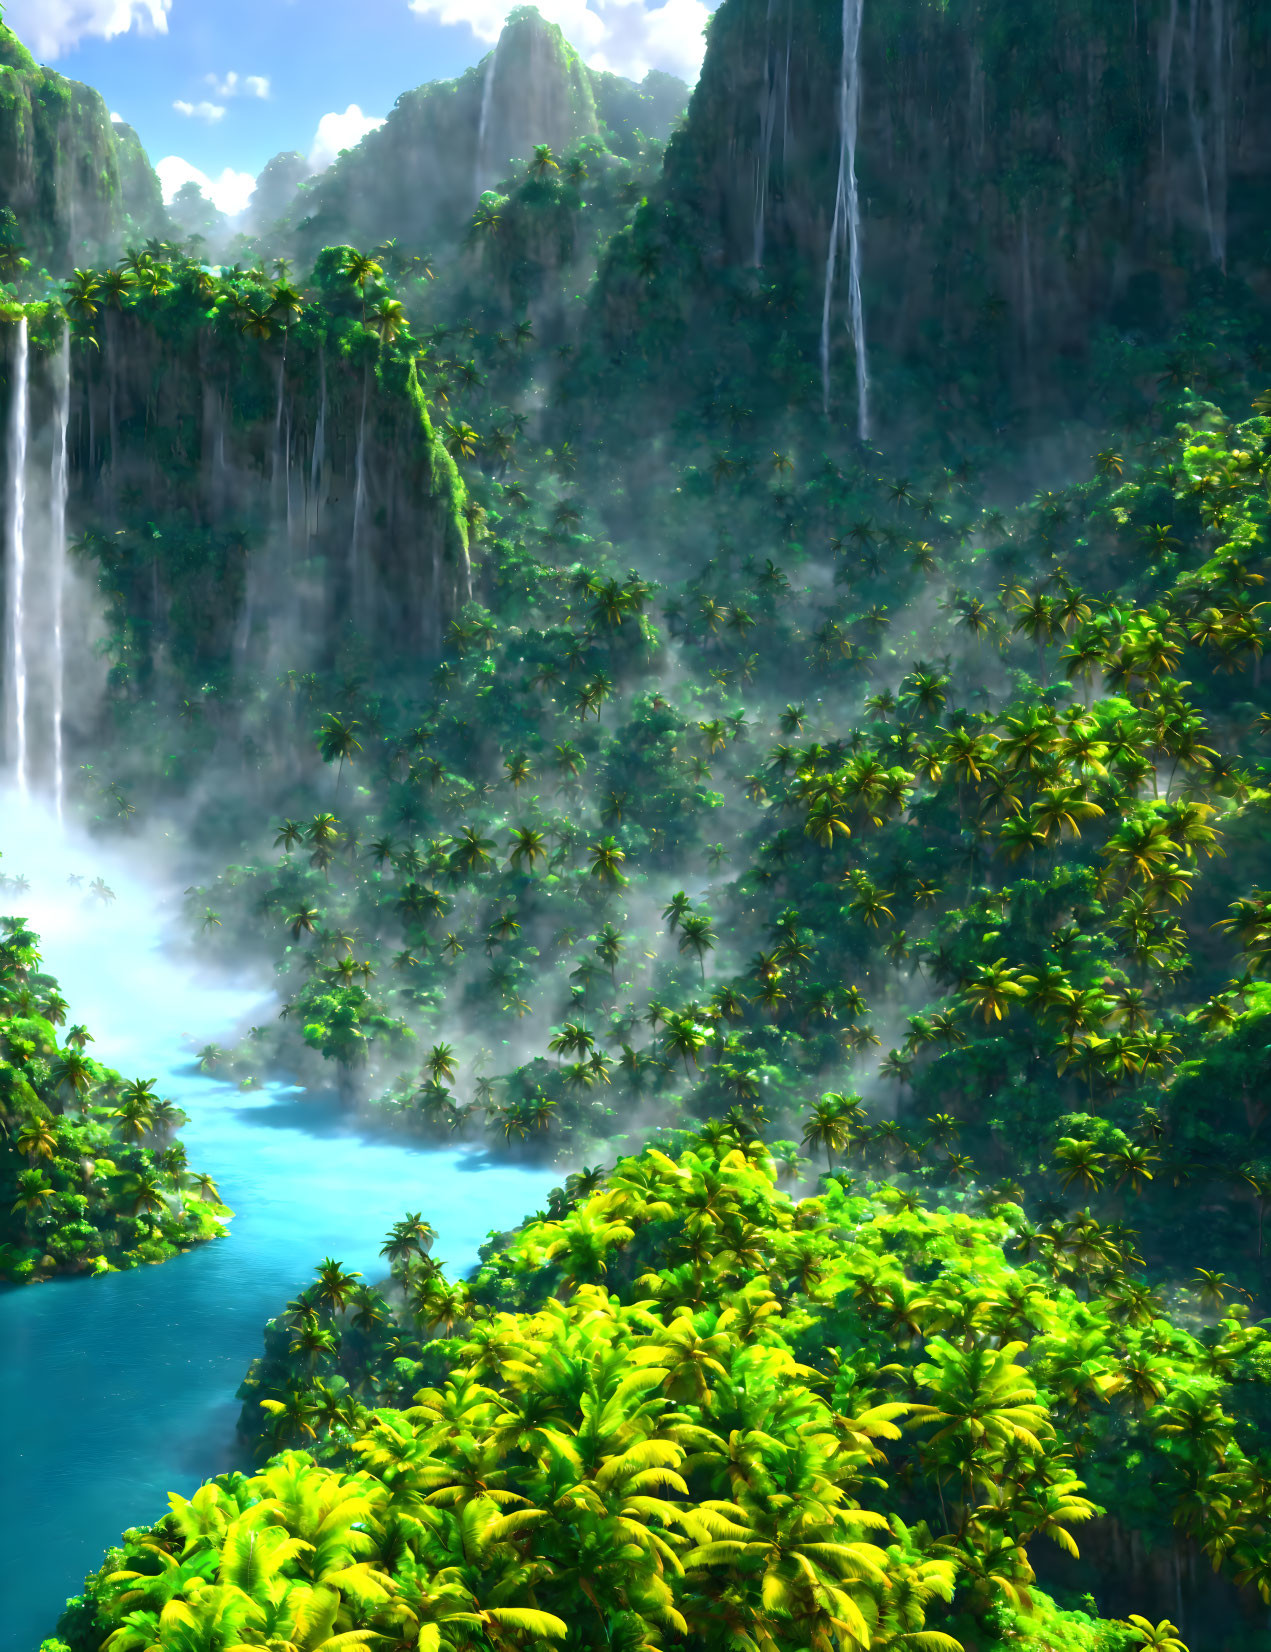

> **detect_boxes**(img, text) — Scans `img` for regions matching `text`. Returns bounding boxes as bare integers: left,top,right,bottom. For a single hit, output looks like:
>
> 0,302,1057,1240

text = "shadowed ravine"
0,793,556,1652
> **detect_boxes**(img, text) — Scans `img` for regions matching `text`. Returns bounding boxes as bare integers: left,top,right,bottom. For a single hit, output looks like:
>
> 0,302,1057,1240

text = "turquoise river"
0,795,557,1652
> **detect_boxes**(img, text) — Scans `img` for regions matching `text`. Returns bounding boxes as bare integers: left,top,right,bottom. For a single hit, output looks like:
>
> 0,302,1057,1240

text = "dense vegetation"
0,902,228,1282
54,1127,1237,1652
0,21,164,275
4,0,1271,1645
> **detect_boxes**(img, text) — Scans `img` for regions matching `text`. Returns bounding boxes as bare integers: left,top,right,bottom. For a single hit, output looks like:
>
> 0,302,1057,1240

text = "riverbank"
0,794,556,1652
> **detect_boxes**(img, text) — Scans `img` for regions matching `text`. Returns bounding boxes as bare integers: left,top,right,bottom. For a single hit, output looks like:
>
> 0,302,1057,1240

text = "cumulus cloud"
173,99,226,121
4,0,170,59
205,71,271,99
407,0,710,83
309,104,385,170
156,156,257,216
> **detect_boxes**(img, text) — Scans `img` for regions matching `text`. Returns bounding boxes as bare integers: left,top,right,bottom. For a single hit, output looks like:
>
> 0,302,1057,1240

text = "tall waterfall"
5,317,29,793
754,1,793,268
753,1,778,267
819,0,869,439
474,43,499,198
50,323,70,821
310,348,327,542
350,370,369,621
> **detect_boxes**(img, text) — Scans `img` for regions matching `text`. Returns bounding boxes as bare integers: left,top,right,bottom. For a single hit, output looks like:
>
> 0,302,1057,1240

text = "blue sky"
7,0,711,212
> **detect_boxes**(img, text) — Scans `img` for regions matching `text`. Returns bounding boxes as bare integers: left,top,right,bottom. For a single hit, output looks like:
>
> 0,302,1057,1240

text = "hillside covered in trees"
4,0,1271,1648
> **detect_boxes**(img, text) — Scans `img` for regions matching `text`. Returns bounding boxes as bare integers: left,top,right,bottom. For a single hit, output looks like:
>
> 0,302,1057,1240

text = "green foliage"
0,914,229,1281
72,1129,1240,1652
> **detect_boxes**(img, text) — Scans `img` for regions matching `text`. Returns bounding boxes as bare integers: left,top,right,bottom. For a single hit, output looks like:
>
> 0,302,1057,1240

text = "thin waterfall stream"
819,0,870,439
474,42,499,198
6,315,29,793
0,792,556,1652
50,322,70,821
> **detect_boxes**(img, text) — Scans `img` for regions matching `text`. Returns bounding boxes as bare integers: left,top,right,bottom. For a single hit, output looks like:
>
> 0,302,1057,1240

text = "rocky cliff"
2,265,471,727
287,8,686,259
594,0,1271,439
0,25,166,272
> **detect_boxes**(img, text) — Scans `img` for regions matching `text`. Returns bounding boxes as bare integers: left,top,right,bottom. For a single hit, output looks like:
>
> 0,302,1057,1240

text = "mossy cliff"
593,0,1271,439
1,264,471,706
288,7,685,259
0,24,165,272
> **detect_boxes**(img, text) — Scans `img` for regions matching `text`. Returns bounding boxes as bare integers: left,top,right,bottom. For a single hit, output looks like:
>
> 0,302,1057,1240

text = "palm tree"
64,268,102,323
530,144,559,178
112,1094,156,1141
287,905,322,941
16,1119,57,1161
507,826,547,871
11,1169,53,1235
313,1257,363,1315
443,419,481,461
317,713,361,789
960,959,1027,1023
124,1171,167,1221
369,296,407,346
425,1042,458,1084
679,913,717,980
342,249,383,321
801,1097,852,1169
449,827,496,878
1125,1618,1186,1652
49,1048,93,1106
587,837,627,886
268,279,304,359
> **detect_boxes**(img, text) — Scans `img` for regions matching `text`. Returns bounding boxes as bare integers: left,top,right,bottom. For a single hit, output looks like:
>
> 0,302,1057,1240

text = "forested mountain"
4,0,1271,1647
0,23,166,275
270,7,688,263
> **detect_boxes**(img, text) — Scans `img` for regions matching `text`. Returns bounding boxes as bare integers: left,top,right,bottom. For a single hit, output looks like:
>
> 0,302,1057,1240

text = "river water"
0,795,556,1652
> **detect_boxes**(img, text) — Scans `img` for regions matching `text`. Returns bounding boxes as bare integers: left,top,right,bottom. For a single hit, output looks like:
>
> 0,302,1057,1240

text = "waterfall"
310,348,326,542
284,405,294,547
50,323,70,822
474,44,499,198
781,4,792,173
350,369,369,620
1159,0,1179,157
5,317,29,794
1184,0,1226,267
1207,0,1228,269
753,0,779,267
819,0,869,439
272,360,285,513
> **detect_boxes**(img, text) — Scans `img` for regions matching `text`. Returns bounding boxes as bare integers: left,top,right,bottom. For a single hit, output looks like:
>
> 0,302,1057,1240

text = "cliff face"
0,26,166,272
289,8,684,258
596,0,1271,435
2,277,471,713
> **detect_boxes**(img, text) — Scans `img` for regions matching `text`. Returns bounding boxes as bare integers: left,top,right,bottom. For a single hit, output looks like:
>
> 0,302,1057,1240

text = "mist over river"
0,794,556,1652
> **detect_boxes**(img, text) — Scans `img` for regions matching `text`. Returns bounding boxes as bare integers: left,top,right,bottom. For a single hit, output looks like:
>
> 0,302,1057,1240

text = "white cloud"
173,99,226,121
110,111,125,122
4,0,170,59
204,71,271,99
407,0,710,83
156,156,257,217
309,104,385,170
